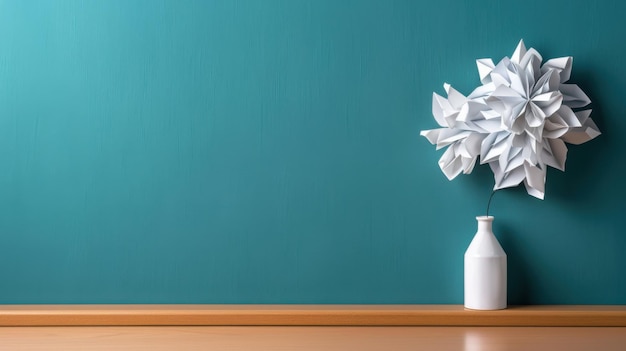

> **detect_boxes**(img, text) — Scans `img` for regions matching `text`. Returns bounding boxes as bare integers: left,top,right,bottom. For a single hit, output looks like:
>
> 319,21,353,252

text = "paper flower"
421,40,601,199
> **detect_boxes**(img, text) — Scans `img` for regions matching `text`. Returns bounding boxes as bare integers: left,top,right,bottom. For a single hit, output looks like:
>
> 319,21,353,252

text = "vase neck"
476,216,494,232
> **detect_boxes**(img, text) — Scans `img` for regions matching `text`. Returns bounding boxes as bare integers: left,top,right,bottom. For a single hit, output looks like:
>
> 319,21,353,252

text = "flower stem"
486,190,497,217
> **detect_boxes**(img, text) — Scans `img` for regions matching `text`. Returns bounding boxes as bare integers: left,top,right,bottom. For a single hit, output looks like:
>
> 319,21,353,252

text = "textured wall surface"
0,0,624,304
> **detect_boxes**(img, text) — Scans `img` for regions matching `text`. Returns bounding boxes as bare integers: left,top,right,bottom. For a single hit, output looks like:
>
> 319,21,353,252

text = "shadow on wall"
497,222,533,305
546,67,608,207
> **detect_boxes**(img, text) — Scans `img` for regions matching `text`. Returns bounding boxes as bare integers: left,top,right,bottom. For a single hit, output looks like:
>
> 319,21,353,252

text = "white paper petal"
501,146,524,173
574,109,592,125
463,133,485,157
490,59,513,87
438,129,472,145
439,146,464,180
560,83,591,108
542,56,572,83
511,39,527,65
480,132,507,164
531,91,563,119
524,181,545,199
492,163,525,189
533,68,561,95
520,48,543,82
420,129,441,145
561,118,601,145
543,114,569,139
555,105,582,128
523,162,546,199
468,82,496,100
431,93,450,127
476,58,495,84
472,118,501,133
444,83,467,110
541,138,568,171
458,100,491,123
462,156,478,174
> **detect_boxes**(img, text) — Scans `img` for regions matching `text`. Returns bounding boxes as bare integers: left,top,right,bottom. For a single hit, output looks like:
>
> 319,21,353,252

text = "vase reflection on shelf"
464,216,507,310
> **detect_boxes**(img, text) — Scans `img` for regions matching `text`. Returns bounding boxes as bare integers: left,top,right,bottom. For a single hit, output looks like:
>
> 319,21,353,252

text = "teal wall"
0,0,624,304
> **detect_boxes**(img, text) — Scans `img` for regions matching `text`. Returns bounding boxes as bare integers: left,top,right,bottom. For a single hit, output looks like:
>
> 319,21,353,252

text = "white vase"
464,216,507,310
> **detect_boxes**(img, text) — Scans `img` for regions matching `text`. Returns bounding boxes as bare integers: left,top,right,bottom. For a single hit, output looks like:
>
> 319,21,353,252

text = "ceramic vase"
464,216,507,310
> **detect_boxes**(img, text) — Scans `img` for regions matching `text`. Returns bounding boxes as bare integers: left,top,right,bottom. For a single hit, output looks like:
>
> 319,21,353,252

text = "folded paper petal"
476,59,495,84
542,56,572,83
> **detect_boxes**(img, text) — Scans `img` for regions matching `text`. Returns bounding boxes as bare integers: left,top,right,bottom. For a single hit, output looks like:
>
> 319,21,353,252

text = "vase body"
464,216,507,310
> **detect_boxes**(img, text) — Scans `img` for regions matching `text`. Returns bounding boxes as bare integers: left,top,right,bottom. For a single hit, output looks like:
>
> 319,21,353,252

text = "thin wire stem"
486,190,497,217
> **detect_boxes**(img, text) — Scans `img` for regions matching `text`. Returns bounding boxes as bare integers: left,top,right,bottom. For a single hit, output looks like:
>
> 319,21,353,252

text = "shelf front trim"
0,305,625,327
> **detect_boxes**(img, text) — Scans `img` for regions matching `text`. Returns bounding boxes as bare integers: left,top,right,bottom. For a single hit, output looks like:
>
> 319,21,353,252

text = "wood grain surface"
1,326,626,351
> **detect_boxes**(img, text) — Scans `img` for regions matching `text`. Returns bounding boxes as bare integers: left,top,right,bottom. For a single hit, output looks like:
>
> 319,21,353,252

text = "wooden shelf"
1,305,625,327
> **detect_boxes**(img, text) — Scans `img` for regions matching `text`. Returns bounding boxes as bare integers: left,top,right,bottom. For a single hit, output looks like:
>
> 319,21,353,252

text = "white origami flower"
421,40,600,199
